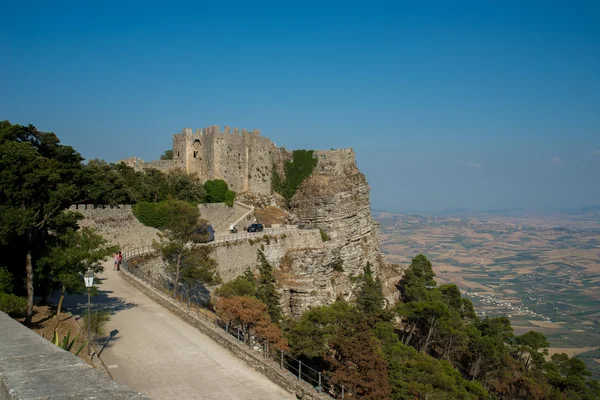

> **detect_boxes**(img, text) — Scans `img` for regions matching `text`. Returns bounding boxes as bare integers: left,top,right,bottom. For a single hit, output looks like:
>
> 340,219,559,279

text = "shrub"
132,201,169,228
82,309,111,338
0,292,27,317
204,179,235,206
320,229,330,242
224,190,236,207
0,266,13,293
272,150,318,201
332,259,344,272
262,235,271,245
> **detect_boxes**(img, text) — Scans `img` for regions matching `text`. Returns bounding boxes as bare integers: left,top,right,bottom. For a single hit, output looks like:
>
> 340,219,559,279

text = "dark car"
247,223,264,233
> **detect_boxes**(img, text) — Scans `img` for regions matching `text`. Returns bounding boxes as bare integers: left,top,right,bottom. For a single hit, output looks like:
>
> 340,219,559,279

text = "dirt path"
61,260,294,400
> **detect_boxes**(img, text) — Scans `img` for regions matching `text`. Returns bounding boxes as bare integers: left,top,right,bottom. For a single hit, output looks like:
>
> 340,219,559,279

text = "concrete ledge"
0,312,147,400
119,269,329,400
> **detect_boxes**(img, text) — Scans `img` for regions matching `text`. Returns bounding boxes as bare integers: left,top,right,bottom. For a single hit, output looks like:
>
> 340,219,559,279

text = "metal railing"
120,247,362,399
214,226,299,243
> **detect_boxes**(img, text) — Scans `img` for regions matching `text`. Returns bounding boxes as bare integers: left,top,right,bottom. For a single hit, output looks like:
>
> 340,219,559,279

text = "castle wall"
171,125,277,195
127,126,357,198
313,149,356,175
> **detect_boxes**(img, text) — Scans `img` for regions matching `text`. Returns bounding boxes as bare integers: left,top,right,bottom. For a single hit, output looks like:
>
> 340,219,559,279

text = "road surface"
64,260,294,400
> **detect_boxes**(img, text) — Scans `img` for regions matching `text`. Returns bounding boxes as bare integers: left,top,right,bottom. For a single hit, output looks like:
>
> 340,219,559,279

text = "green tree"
375,322,489,400
160,149,173,160
204,179,234,204
38,221,116,325
0,266,13,293
83,159,131,205
166,172,205,204
179,246,221,307
398,254,437,303
0,121,85,323
215,269,257,298
256,250,282,322
153,199,204,299
286,301,354,360
356,262,389,324
139,168,169,202
515,330,550,370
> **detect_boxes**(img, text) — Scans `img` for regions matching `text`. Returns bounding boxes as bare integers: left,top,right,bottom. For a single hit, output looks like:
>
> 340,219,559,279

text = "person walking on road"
114,252,119,271
117,251,123,271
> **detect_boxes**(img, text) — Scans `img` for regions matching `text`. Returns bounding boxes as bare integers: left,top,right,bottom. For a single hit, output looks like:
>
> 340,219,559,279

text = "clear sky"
1,1,599,213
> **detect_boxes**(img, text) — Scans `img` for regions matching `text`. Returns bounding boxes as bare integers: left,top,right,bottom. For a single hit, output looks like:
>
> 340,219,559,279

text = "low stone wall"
0,312,147,400
118,269,328,400
71,206,160,248
212,229,323,282
134,229,324,284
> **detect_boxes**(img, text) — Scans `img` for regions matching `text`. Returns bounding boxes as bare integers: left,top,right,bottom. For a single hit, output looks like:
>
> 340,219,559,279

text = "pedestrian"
114,252,119,270
117,251,123,271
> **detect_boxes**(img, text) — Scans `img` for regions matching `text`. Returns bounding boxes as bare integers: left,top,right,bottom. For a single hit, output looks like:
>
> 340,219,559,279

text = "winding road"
63,259,294,400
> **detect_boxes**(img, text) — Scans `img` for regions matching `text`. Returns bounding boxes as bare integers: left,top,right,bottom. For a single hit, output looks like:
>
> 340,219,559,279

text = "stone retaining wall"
0,312,147,400
212,229,323,282
118,269,328,400
71,207,160,248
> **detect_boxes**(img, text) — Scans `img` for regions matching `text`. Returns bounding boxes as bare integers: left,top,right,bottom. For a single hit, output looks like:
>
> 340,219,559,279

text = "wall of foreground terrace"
0,312,147,400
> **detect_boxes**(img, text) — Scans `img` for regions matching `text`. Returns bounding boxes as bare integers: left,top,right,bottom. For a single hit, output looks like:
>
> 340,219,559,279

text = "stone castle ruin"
119,125,397,314
120,125,356,196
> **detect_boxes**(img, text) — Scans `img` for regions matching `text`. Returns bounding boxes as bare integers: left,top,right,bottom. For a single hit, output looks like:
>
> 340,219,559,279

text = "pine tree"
356,262,389,324
256,250,282,322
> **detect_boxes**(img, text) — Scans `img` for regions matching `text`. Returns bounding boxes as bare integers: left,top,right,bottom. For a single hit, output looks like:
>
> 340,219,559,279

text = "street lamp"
83,269,94,357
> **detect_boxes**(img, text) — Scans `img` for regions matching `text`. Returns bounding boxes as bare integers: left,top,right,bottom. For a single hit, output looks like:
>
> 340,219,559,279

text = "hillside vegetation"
272,150,318,201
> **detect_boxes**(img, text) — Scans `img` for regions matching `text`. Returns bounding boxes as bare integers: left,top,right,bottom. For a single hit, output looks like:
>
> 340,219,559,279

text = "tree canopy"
152,199,219,300
0,121,86,322
203,179,235,206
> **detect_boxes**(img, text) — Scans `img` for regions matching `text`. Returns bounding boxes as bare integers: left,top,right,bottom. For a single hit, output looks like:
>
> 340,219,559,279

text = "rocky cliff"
272,149,394,316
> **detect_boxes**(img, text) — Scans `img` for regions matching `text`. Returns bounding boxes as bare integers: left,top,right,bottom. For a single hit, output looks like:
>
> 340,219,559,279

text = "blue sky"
1,1,599,213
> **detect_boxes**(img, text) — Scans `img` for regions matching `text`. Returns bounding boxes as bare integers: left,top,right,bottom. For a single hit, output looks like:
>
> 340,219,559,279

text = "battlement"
181,125,261,136
313,148,356,175
127,125,358,196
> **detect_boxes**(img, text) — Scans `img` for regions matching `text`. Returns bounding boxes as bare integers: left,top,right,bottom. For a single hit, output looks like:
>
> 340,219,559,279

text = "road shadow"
52,289,137,318
97,329,120,356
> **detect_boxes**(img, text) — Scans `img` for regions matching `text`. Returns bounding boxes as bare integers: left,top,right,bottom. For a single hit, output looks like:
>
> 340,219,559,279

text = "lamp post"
83,269,94,357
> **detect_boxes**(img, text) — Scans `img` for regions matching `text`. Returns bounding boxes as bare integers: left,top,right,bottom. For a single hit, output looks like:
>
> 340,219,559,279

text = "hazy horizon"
372,204,600,216
2,1,598,211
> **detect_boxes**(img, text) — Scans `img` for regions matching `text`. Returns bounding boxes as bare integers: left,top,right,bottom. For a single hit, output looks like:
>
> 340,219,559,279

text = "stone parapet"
0,312,147,400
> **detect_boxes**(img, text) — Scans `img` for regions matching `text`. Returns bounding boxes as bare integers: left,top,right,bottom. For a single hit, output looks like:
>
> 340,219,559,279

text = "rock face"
278,149,390,316
290,149,383,276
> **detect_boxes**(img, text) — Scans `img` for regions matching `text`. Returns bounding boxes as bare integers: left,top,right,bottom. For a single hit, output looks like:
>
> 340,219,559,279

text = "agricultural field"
374,208,600,377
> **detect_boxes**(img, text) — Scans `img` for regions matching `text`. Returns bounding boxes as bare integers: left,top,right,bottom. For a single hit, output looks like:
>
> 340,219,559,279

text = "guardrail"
121,244,362,399
214,226,298,242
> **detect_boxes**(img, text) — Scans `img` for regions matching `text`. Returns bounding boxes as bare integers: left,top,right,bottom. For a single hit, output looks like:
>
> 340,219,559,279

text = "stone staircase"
201,202,254,235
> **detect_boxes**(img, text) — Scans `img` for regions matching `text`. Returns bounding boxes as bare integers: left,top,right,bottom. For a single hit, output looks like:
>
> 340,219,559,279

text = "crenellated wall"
121,125,359,197
170,125,277,194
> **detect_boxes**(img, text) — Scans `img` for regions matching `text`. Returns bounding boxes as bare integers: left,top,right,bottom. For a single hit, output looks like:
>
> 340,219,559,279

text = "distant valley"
374,208,600,378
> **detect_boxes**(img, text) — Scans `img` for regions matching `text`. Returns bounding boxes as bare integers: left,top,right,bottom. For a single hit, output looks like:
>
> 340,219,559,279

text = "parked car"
247,223,264,233
192,224,215,243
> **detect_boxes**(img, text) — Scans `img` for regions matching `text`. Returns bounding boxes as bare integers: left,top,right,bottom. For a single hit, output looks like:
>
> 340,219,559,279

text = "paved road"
67,260,294,400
